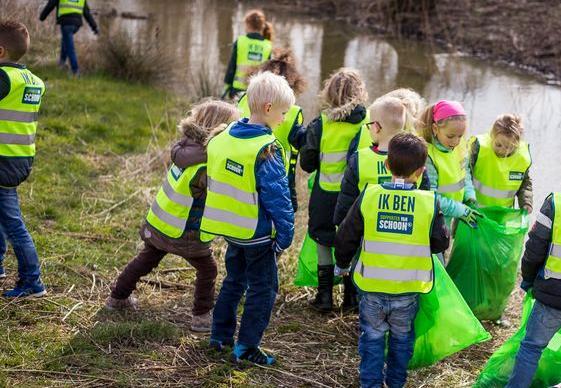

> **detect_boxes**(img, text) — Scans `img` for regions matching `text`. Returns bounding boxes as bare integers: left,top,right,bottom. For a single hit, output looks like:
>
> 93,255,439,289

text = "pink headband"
433,100,466,122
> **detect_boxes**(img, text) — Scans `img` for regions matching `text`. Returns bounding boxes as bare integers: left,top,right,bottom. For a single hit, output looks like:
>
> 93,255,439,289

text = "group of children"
0,9,559,388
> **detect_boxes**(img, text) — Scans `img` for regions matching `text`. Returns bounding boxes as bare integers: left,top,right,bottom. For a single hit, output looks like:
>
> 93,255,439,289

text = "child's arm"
426,158,467,218
463,156,477,203
333,154,360,226
39,0,57,21
299,116,321,173
223,41,238,93
521,194,554,288
334,193,364,270
430,204,450,254
288,110,306,150
84,1,99,34
517,170,533,213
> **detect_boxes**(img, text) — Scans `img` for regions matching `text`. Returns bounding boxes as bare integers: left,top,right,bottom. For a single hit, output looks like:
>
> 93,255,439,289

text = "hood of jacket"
323,102,367,123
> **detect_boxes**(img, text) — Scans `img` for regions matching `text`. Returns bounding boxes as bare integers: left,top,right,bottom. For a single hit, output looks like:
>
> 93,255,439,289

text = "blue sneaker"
0,264,5,279
3,280,46,298
231,344,276,365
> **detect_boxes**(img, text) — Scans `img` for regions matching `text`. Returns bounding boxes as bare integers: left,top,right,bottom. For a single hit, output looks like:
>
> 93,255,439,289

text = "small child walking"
334,133,449,388
106,100,239,333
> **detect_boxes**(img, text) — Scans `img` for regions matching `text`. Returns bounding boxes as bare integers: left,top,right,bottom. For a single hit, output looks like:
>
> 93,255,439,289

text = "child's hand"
334,265,350,277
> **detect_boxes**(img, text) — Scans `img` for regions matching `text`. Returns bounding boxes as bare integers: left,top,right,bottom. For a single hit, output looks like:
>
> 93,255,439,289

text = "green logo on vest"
22,87,42,105
170,165,183,180
509,171,524,181
226,159,244,176
377,212,414,235
248,44,264,62
378,176,392,184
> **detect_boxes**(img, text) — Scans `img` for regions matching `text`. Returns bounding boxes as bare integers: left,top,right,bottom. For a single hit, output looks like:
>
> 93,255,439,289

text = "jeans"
506,300,561,388
359,292,419,388
0,187,41,284
211,243,278,347
60,24,79,74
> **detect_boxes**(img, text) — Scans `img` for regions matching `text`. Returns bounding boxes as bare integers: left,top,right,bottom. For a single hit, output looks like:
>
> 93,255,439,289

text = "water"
37,0,561,210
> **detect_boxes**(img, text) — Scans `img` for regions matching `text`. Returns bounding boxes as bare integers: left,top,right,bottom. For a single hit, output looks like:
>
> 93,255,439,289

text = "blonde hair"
320,67,368,110
247,71,295,114
491,114,523,144
416,103,466,143
244,9,274,41
179,100,239,145
369,96,406,135
383,88,426,132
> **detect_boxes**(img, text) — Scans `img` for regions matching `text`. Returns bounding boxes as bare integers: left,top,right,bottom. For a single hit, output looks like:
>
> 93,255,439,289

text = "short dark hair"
387,133,428,177
0,20,29,61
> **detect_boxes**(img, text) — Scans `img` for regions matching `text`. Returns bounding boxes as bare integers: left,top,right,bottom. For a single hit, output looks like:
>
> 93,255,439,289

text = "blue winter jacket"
225,119,295,250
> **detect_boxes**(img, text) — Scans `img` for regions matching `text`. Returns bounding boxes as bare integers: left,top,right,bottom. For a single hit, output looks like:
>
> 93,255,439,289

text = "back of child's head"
256,48,306,96
369,96,406,136
416,100,466,142
491,114,523,144
320,67,368,113
246,71,295,114
244,9,274,41
388,133,428,178
179,100,239,144
0,20,29,61
383,88,426,132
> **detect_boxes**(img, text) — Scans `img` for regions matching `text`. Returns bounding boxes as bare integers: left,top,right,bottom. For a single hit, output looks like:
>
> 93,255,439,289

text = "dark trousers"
111,227,217,315
60,24,79,74
211,243,278,347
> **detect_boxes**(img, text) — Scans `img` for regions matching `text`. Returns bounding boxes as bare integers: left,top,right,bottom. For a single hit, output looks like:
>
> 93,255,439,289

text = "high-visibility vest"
200,124,277,239
145,163,205,238
354,184,436,294
427,140,467,202
472,134,531,207
57,0,85,17
237,93,301,170
232,35,272,91
545,193,561,280
0,66,44,158
318,113,370,192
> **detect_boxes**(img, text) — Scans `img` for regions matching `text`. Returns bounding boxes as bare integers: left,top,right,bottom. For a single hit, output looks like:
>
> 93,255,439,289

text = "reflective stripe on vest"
353,184,436,294
145,163,203,238
57,0,85,17
472,134,531,207
200,123,276,239
238,93,300,171
0,66,44,158
545,193,561,279
318,113,369,192
427,140,467,202
233,36,272,90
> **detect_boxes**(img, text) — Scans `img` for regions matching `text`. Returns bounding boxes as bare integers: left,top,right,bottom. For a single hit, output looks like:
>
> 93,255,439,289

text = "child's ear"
0,46,5,59
265,103,272,113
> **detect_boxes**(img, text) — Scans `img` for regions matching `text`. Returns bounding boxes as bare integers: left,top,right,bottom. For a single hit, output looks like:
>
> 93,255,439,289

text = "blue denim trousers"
0,187,41,284
211,243,278,347
358,292,419,388
60,24,79,74
506,300,561,388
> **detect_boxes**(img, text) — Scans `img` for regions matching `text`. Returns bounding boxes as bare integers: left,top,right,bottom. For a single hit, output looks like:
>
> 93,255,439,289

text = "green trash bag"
475,294,561,387
293,233,341,287
446,207,529,321
409,257,491,369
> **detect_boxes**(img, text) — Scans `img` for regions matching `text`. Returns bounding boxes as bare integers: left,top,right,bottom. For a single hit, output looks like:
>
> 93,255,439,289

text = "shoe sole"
0,274,6,279
190,326,211,333
3,290,46,298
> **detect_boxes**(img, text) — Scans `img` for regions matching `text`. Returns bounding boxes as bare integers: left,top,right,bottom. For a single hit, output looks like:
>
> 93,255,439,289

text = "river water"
34,0,561,211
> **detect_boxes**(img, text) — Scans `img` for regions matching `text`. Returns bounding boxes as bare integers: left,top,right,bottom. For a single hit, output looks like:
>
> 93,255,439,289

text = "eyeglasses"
365,121,381,131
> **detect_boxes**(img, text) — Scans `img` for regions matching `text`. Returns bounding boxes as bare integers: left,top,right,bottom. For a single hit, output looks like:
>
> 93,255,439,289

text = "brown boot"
191,311,212,332
105,295,138,310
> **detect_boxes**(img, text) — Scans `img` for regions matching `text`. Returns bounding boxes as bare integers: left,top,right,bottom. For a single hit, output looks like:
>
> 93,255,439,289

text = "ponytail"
416,104,436,143
263,21,274,41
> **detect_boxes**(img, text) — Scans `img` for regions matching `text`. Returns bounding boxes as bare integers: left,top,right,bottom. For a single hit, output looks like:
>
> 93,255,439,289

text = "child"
105,100,239,333
0,21,47,298
223,9,273,99
506,193,561,387
334,133,449,388
470,114,532,212
382,88,426,132
300,67,371,313
202,72,295,364
417,100,481,230
40,0,99,75
238,48,307,211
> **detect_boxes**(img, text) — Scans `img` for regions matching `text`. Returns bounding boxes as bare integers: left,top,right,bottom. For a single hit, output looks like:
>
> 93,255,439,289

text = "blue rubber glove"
334,265,350,277
460,206,482,228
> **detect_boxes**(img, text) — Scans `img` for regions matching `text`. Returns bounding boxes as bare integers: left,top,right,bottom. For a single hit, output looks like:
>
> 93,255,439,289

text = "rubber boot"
309,264,334,313
342,275,359,313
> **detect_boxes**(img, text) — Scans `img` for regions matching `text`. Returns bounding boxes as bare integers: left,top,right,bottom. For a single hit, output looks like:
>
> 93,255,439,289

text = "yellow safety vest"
427,140,467,202
318,113,370,192
200,124,277,239
0,66,44,158
472,134,531,208
354,184,436,294
233,35,272,91
57,0,85,17
544,193,561,280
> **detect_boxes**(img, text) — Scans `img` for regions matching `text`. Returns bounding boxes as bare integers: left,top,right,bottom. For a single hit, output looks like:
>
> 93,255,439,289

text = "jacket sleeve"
0,69,10,101
469,138,480,172
517,169,534,212
426,157,466,218
521,194,554,285
223,40,238,87
419,169,430,190
288,110,307,150
299,116,322,173
430,203,450,254
334,191,364,269
84,1,98,32
39,0,58,21
463,155,476,202
333,153,360,226
256,146,295,250
170,139,194,169
190,167,207,200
